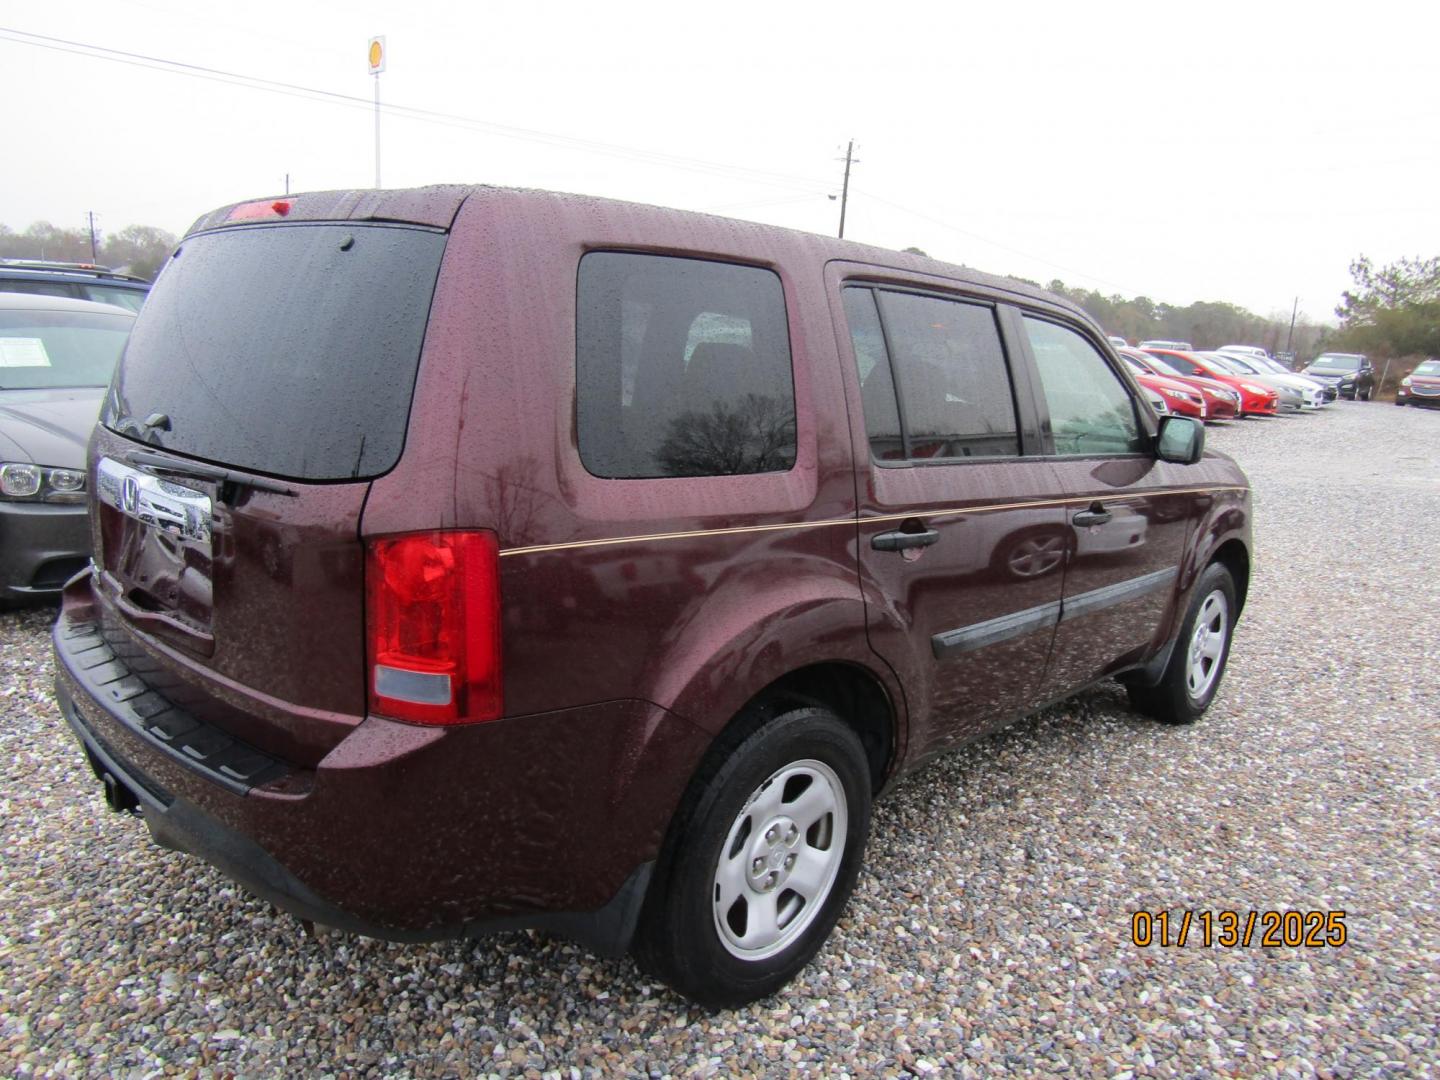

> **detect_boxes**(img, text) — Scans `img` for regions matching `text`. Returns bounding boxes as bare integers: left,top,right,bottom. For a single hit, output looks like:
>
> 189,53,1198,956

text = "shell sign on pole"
368,36,386,74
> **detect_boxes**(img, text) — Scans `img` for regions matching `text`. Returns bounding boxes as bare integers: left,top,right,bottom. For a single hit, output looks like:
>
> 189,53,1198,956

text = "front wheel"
1127,562,1237,724
634,707,872,1009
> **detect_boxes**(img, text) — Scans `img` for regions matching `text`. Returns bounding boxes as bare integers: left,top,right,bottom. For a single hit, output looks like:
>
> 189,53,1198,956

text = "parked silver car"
0,293,134,605
1201,352,1325,411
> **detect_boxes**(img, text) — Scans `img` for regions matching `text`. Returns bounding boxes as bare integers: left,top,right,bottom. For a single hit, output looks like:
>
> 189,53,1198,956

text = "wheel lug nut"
765,825,780,844
752,857,765,874
785,853,796,869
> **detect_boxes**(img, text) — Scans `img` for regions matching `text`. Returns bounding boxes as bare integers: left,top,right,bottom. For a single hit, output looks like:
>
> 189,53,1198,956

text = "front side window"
1024,317,1145,456
577,253,796,478
844,286,1019,461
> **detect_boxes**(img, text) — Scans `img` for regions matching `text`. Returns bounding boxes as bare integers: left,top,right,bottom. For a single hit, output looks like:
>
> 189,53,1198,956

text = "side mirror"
1156,415,1205,464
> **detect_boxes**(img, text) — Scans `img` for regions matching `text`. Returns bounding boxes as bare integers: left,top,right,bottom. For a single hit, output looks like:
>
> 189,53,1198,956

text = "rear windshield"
82,284,147,313
0,308,134,390
102,222,446,481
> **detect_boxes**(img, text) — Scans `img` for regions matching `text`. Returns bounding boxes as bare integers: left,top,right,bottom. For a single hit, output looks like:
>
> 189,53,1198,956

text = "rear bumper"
0,500,89,601
52,590,709,954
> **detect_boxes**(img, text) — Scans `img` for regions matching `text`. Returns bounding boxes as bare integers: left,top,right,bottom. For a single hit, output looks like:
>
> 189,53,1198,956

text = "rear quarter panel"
361,187,887,750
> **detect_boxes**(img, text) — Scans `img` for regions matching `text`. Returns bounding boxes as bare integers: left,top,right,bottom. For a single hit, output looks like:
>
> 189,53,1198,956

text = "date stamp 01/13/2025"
1130,910,1348,948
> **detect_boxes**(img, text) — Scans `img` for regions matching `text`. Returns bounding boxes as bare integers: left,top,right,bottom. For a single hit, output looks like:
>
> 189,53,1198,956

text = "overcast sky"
3,0,1436,323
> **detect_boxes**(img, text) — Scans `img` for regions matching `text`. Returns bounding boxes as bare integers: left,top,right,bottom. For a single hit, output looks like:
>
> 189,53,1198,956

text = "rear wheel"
1127,562,1237,725
634,707,871,1009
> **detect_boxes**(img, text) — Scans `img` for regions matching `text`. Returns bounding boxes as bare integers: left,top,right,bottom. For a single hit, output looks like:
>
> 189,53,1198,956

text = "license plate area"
96,457,215,646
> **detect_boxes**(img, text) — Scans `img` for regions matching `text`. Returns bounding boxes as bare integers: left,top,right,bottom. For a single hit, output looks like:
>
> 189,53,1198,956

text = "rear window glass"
102,223,445,481
81,285,147,313
577,253,796,478
0,309,133,390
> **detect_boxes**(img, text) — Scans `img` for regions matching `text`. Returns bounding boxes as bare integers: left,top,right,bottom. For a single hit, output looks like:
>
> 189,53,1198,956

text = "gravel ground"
2,402,1437,1078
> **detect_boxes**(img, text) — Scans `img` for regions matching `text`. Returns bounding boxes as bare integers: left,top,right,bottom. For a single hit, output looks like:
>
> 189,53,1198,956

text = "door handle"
872,528,940,552
1072,504,1112,527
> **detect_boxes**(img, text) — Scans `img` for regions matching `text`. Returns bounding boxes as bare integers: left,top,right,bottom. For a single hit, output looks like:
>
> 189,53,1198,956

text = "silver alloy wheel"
1186,589,1229,700
1007,534,1066,578
713,759,848,961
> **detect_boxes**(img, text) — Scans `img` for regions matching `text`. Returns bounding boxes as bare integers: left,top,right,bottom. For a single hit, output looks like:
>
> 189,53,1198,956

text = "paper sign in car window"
0,338,53,367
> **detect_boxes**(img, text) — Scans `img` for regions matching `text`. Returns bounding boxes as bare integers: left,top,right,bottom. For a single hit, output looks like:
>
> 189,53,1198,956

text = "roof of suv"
189,184,1098,329
0,260,150,286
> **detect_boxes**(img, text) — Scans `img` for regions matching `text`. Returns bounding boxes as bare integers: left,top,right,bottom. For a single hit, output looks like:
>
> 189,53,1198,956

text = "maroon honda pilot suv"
53,186,1251,1007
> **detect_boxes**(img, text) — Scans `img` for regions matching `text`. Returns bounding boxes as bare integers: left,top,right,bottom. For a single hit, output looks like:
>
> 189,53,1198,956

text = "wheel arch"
1209,536,1250,615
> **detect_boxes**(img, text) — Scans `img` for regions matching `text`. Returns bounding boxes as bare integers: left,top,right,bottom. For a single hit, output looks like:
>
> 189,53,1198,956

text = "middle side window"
843,286,1020,462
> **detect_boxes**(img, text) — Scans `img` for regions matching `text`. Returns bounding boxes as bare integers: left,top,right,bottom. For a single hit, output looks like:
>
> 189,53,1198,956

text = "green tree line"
1332,255,1440,359
905,246,1438,367
0,221,175,281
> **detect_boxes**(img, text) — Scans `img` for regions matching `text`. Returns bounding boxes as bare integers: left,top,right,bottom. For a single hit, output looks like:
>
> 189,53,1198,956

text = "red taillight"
366,531,502,725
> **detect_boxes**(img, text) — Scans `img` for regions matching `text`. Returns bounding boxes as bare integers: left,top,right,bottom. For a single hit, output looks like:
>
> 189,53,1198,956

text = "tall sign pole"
368,36,386,188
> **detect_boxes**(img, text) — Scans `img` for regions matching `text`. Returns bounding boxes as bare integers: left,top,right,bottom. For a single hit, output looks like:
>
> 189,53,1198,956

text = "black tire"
1395,398,1407,407
634,707,872,1009
1127,562,1237,725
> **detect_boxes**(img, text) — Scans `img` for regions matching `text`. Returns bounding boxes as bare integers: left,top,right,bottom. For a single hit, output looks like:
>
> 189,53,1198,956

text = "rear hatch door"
90,212,451,765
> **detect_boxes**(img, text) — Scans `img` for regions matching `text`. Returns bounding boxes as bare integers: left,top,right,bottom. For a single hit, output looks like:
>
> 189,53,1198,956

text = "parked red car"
1143,349,1278,417
52,186,1252,1008
1120,348,1240,421
1115,351,1205,419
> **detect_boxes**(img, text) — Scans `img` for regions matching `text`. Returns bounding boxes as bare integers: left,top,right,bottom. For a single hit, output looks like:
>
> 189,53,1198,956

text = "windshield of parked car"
1204,354,1246,374
1311,355,1361,371
1144,352,1194,377
1216,354,1262,374
1413,361,1440,376
0,308,134,389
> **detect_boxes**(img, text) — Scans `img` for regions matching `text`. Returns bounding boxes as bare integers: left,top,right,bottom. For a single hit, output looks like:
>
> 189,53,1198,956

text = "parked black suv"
0,260,149,313
1303,353,1374,400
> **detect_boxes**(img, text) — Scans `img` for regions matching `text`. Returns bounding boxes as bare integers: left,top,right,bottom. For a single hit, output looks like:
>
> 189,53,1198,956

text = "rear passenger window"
577,253,796,478
843,286,1019,461
1023,317,1145,455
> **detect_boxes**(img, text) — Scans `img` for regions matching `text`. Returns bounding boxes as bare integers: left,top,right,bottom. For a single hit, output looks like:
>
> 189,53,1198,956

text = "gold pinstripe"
497,485,1247,558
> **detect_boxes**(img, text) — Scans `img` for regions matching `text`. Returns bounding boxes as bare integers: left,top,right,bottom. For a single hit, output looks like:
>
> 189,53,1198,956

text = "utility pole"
284,173,290,196
837,139,859,239
1285,296,1298,357
87,211,99,263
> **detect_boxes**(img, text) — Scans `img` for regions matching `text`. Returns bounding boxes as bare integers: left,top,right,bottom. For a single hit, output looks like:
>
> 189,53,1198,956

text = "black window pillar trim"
994,303,1047,457
867,287,913,461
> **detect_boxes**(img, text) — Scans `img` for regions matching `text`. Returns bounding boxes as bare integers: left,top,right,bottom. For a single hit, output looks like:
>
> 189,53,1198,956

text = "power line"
0,26,836,195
